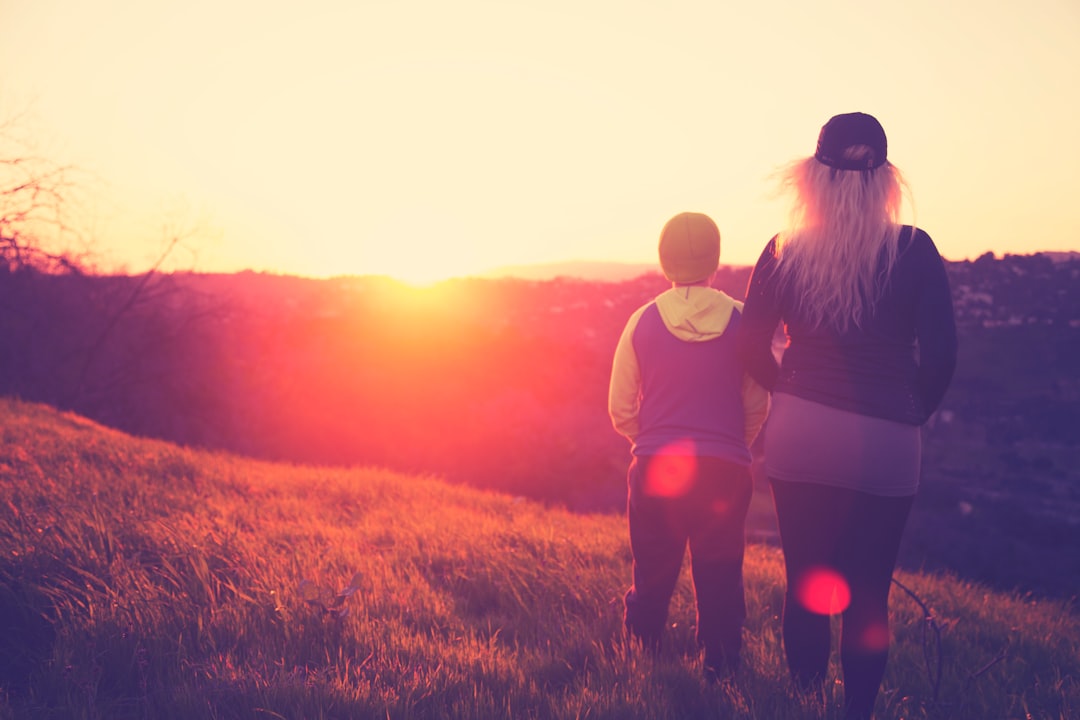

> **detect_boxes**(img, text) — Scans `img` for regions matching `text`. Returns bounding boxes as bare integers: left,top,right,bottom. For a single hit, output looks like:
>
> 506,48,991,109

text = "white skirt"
764,392,921,497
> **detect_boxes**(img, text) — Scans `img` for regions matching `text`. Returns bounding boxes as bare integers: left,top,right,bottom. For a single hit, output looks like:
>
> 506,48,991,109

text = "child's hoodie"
608,285,769,460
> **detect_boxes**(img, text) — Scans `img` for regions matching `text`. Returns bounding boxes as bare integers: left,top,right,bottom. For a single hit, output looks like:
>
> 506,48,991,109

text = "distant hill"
1027,250,1079,263
0,398,1076,719
481,260,663,282
0,252,1077,602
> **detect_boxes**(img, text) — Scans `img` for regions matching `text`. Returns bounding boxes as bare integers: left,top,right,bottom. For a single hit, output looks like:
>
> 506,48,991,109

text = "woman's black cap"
814,112,888,170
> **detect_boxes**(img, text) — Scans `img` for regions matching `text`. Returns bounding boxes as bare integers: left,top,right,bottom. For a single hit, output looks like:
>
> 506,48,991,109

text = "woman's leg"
835,492,914,720
770,478,839,686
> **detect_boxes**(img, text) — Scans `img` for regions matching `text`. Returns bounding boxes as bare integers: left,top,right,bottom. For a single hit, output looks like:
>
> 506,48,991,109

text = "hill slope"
0,399,1076,719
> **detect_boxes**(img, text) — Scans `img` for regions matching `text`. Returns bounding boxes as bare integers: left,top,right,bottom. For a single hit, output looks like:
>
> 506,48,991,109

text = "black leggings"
770,478,914,720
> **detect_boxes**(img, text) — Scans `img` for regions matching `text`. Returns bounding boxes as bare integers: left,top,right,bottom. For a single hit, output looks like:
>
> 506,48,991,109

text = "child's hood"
655,286,742,342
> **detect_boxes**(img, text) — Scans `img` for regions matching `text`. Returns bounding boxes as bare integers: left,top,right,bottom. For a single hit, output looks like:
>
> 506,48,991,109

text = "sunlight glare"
310,206,487,284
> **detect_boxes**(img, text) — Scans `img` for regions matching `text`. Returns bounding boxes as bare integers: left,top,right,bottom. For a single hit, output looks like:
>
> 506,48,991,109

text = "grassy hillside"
0,399,1075,719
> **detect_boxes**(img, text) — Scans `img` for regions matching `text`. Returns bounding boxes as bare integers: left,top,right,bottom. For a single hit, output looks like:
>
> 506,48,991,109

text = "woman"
737,112,957,719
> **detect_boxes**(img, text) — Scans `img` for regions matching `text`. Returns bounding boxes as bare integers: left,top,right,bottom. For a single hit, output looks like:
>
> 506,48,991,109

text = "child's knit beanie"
658,212,720,284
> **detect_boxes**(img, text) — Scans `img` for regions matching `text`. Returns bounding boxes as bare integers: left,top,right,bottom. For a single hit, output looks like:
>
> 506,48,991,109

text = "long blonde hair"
774,145,912,332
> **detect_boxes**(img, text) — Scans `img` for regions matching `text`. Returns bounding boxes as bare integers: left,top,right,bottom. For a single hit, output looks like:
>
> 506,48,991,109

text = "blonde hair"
773,145,913,332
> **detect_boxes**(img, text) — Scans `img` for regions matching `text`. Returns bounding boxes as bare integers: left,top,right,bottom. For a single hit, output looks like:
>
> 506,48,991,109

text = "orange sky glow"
2,0,1078,284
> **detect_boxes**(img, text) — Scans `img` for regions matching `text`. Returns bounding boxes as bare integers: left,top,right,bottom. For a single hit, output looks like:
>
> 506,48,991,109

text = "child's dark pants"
624,454,753,673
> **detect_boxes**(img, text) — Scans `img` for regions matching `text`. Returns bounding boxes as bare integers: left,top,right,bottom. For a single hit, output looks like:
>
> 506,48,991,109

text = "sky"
2,0,1078,284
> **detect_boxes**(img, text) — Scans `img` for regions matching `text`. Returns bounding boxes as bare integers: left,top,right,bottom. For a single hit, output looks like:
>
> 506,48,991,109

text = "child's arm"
608,308,646,440
742,373,770,446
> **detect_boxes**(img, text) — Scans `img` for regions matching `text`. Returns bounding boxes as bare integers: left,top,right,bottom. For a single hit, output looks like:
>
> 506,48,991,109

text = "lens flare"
858,622,891,652
796,566,851,615
710,498,732,515
644,439,697,498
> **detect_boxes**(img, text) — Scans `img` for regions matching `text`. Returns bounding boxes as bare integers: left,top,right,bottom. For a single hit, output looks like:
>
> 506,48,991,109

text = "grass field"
0,398,1076,719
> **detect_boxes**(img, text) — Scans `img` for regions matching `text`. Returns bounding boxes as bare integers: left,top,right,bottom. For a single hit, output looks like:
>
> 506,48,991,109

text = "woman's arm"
914,232,959,420
737,239,784,391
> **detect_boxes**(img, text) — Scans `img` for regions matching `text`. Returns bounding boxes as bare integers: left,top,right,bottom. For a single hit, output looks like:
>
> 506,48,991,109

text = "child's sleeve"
608,308,646,441
742,373,770,447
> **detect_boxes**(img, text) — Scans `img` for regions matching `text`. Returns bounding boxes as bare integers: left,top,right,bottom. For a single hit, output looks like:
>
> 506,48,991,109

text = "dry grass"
0,398,1076,719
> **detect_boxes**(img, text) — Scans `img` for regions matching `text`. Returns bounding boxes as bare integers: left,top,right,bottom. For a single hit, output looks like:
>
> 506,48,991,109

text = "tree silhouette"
0,111,222,433
0,111,87,274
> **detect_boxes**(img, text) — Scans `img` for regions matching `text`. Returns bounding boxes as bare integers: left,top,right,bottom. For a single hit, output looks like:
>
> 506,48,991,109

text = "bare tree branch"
0,114,86,274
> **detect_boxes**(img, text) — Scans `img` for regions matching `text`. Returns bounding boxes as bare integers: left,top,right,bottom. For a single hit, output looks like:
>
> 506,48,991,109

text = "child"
608,211,769,678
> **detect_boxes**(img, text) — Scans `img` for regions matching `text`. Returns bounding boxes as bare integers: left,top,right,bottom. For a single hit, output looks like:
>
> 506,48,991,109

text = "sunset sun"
3,1,1075,278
